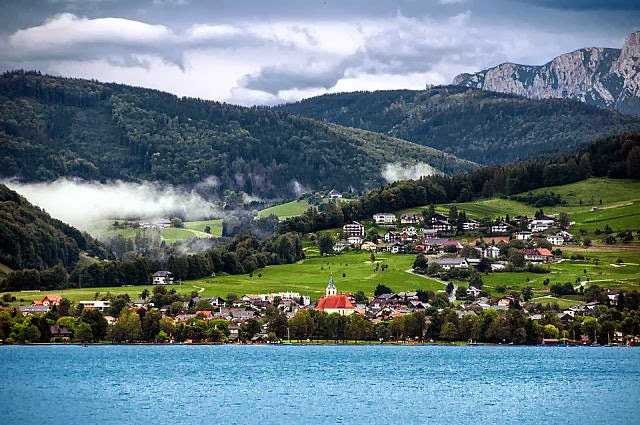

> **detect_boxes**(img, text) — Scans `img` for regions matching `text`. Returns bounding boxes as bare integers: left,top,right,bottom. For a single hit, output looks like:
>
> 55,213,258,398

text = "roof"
431,257,467,265
537,248,553,256
43,294,62,302
153,271,173,277
328,189,341,195
316,294,355,311
327,275,336,289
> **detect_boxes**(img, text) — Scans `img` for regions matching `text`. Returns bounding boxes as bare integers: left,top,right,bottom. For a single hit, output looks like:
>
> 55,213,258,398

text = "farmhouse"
152,271,174,285
50,325,72,342
483,246,501,259
400,214,422,224
328,189,342,199
40,294,62,306
373,213,396,224
342,221,365,238
463,220,480,230
333,240,350,252
515,231,532,240
347,236,363,246
360,241,377,251
529,219,556,233
491,222,511,233
430,213,448,223
79,300,111,312
431,220,451,232
522,248,554,263
547,234,564,245
430,257,469,270
386,241,406,254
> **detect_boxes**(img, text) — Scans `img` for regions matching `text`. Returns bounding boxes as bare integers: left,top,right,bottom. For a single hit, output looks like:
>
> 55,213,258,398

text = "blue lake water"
1,345,639,424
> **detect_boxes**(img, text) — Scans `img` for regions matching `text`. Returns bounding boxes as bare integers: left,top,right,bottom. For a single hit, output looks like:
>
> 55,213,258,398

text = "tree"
140,289,149,300
583,239,592,248
75,322,93,343
374,284,393,297
318,233,335,256
446,282,455,294
440,322,458,341
477,258,491,274
558,212,570,230
413,254,428,271
469,272,483,289
509,250,525,268
627,146,640,179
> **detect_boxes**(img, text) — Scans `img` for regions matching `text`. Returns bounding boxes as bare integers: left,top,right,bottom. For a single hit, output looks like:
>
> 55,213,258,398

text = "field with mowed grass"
258,201,311,219
86,218,223,242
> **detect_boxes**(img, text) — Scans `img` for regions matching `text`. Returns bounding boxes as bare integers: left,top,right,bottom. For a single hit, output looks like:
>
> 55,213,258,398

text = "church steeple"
326,274,337,296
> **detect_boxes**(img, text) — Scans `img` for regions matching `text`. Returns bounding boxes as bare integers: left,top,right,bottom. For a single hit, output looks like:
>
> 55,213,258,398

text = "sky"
1,0,638,105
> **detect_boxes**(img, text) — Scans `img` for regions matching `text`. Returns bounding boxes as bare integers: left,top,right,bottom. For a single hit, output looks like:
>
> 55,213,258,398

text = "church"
315,275,356,316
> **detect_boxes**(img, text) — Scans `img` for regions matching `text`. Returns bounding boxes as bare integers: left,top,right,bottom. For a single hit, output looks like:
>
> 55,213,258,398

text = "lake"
0,345,639,424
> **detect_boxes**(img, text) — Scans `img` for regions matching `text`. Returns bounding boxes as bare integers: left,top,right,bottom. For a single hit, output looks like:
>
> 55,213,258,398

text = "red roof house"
41,295,62,306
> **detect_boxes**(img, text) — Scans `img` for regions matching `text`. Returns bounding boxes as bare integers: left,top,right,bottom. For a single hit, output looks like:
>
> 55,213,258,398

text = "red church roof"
316,294,355,311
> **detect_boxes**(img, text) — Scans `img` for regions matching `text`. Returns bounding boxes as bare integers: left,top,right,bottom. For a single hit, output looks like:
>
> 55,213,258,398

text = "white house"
483,246,501,259
333,240,350,252
328,189,342,199
466,286,482,298
515,231,532,240
342,221,365,237
79,300,110,312
463,220,480,230
529,219,555,233
431,220,451,232
547,234,564,246
491,222,511,233
152,271,174,285
373,213,396,224
347,236,363,246
430,257,469,270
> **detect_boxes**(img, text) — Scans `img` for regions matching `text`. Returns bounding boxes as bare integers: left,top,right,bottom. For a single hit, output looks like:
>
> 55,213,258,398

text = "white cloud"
382,162,442,183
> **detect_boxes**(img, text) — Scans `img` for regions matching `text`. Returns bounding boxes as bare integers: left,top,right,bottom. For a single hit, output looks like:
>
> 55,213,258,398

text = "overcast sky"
1,0,638,105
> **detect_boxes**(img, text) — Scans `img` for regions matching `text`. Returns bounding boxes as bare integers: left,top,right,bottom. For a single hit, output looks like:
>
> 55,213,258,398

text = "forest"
0,71,473,197
276,86,640,164
280,133,640,234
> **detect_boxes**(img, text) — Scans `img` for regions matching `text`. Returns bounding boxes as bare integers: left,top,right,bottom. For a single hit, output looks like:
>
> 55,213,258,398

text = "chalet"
399,232,415,242
515,231,532,240
557,231,574,242
497,295,519,307
50,325,72,342
491,222,511,233
195,310,214,320
152,271,174,285
430,257,469,270
547,234,564,246
79,300,110,312
400,214,423,224
607,291,620,306
430,213,448,223
41,294,62,306
384,231,402,242
522,248,554,263
19,305,49,316
386,241,406,254
373,213,396,224
333,240,350,252
402,227,418,236
462,220,480,230
442,240,463,252
347,236,363,246
360,241,378,251
328,189,343,199
483,246,501,259
431,220,451,232
343,221,365,238
466,286,482,298
529,219,555,233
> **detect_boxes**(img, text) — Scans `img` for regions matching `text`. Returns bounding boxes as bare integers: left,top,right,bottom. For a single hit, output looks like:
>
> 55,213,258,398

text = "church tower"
326,274,337,296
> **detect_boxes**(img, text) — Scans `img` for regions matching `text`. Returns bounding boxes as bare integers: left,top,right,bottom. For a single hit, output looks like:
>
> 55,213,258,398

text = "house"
400,214,422,224
152,271,174,285
442,240,463,252
466,286,482,298
497,295,518,307
347,236,363,246
522,249,545,263
430,257,469,270
431,220,451,232
19,305,50,316
547,234,564,246
557,231,574,242
607,291,620,306
373,213,396,224
50,325,72,342
41,294,62,306
529,219,555,233
384,231,402,242
79,300,110,312
386,242,406,254
430,213,448,223
333,240,350,252
515,231,532,240
360,241,377,251
536,248,554,262
316,277,355,316
483,246,501,259
342,221,365,238
462,220,480,230
491,222,511,233
328,189,343,199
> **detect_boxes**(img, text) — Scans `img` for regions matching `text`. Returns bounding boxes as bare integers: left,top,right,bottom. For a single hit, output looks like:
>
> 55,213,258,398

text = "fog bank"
382,162,440,183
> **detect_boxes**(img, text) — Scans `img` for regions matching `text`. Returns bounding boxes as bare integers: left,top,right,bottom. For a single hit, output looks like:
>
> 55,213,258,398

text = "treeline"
275,86,640,164
280,133,640,234
0,71,472,197
0,183,111,271
0,233,303,291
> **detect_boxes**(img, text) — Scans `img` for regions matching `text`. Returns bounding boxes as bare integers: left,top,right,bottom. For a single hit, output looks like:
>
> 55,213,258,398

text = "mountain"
453,31,640,115
0,71,474,197
275,86,640,164
0,183,110,272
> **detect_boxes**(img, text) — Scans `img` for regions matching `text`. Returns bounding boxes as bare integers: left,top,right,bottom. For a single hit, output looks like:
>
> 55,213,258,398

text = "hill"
0,183,111,271
454,31,640,115
274,86,640,164
0,71,474,197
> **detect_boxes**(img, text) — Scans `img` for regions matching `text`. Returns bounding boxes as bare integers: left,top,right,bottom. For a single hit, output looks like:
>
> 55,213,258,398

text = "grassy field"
258,201,311,219
86,218,223,242
183,219,223,237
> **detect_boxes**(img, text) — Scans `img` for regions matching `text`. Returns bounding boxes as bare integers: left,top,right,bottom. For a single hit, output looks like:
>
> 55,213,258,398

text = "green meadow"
258,200,311,219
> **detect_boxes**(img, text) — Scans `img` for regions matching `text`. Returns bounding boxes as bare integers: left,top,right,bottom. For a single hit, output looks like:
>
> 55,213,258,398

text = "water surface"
1,345,638,424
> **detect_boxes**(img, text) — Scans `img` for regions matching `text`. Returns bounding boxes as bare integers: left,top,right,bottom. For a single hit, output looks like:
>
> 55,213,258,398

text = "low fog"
382,162,441,183
4,178,224,229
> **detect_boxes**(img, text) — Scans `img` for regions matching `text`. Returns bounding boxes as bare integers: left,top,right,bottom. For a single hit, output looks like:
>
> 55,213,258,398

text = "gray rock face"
453,31,640,114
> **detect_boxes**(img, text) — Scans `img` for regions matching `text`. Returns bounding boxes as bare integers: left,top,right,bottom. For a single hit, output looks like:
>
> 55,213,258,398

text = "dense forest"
0,71,474,196
0,183,111,271
280,133,640,233
275,87,640,164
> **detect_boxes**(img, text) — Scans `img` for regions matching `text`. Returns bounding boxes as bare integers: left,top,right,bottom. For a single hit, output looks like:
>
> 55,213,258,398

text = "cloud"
517,0,640,10
382,162,441,183
3,177,223,229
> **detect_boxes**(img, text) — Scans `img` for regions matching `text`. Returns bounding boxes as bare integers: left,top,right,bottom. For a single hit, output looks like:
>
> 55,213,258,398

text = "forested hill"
0,71,474,197
0,183,111,271
280,133,640,233
274,86,640,165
